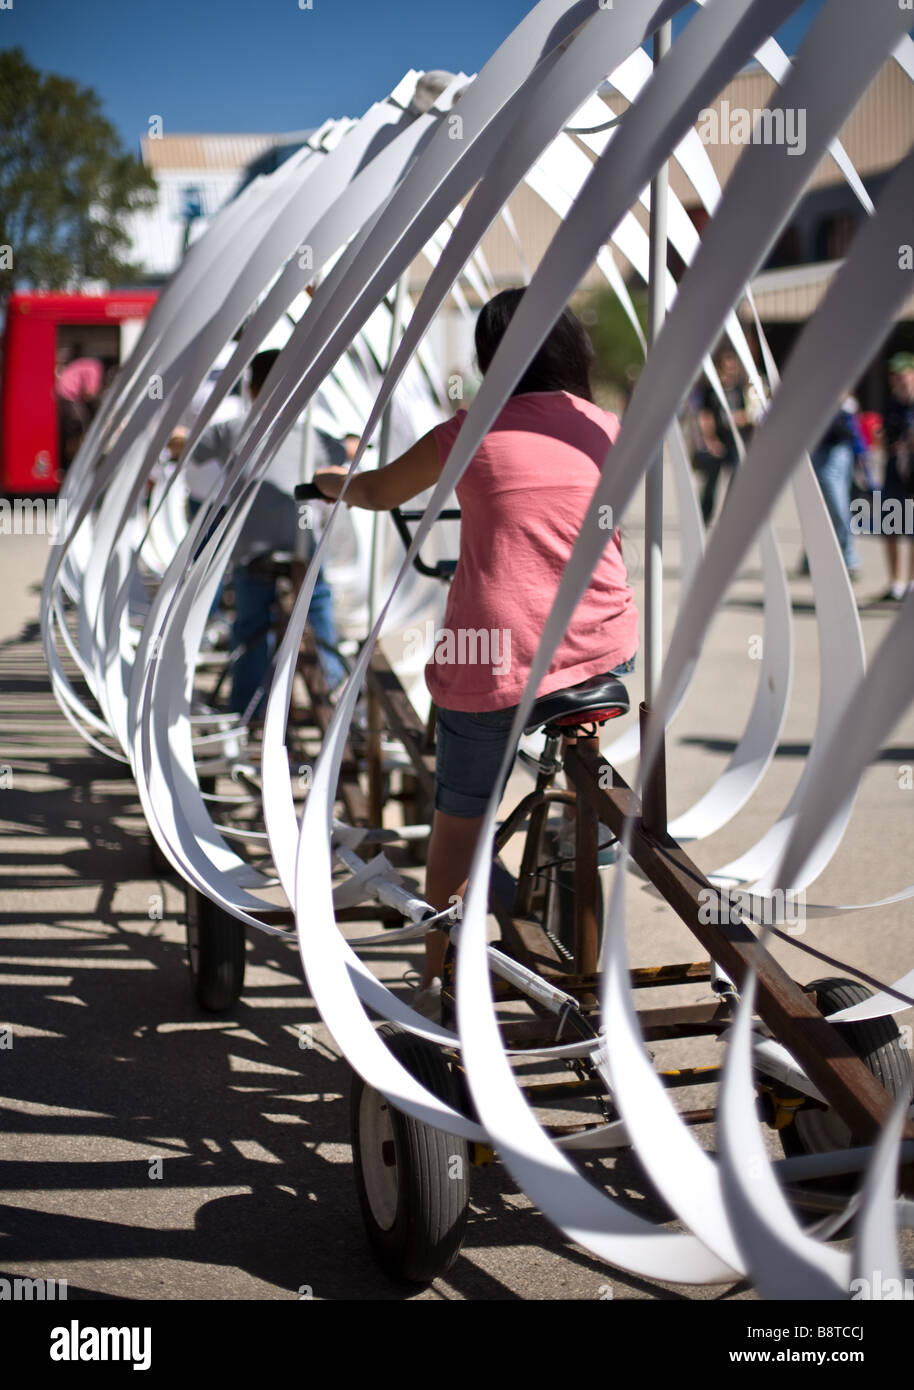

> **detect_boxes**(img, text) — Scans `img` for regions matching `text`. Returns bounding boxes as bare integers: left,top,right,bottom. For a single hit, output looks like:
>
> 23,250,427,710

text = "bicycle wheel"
350,1024,470,1284
779,977,914,1158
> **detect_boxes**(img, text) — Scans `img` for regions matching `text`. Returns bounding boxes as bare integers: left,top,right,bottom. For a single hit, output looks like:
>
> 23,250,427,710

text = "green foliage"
0,48,157,310
577,282,648,393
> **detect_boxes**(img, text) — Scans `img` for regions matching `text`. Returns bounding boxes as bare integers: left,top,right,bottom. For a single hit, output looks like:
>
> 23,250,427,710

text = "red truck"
0,290,157,494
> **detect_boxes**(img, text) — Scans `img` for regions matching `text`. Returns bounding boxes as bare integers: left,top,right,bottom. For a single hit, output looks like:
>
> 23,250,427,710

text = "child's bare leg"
422,808,485,986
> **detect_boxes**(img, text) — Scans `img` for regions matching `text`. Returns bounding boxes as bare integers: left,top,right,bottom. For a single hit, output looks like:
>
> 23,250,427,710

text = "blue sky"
1,0,828,153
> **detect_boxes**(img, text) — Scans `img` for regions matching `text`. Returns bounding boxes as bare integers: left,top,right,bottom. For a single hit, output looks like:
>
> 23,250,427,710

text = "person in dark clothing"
877,352,914,602
692,349,753,525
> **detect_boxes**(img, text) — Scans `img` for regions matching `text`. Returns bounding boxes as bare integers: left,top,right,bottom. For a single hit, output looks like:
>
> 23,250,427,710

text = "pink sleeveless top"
427,391,639,712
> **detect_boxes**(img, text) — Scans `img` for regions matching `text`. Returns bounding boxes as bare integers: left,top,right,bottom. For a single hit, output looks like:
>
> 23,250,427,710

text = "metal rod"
773,1142,914,1183
642,19,671,830
573,734,602,976
640,699,667,834
296,272,322,560
368,273,408,630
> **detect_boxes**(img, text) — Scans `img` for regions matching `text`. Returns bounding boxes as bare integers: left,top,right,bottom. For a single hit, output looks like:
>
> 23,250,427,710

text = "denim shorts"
434,657,636,819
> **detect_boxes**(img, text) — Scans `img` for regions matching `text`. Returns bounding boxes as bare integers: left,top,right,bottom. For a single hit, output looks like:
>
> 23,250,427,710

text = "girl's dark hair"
474,288,594,401
250,348,280,395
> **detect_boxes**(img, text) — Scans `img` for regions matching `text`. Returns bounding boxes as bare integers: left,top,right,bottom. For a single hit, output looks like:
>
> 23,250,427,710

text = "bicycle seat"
524,671,629,736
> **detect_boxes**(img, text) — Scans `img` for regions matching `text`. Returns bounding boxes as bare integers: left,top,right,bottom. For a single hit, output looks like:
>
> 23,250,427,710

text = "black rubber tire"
779,977,914,1158
350,1024,470,1284
185,888,246,1012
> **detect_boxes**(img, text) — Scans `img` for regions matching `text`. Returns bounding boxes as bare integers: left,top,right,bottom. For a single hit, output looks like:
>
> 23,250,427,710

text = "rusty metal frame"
563,737,914,1155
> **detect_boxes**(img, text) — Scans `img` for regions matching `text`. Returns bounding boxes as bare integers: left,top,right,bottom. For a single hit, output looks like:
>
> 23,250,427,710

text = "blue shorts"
434,657,636,819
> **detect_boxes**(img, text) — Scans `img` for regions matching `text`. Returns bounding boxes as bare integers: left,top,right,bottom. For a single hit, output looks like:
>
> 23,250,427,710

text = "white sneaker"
410,977,443,1022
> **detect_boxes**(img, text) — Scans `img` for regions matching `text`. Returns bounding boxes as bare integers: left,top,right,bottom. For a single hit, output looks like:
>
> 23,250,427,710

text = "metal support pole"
368,273,408,631
296,273,321,562
573,734,602,979
295,399,318,562
642,19,671,836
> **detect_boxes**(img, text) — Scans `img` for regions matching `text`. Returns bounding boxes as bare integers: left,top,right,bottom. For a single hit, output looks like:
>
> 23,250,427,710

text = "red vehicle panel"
1,291,157,494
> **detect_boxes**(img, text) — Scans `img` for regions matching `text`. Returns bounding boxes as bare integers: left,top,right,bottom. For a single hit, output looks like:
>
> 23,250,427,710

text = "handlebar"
390,509,459,580
293,482,459,582
294,481,325,501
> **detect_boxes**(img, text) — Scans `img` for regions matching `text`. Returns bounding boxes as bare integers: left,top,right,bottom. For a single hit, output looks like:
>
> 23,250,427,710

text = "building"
458,58,914,406
692,59,914,403
126,132,311,279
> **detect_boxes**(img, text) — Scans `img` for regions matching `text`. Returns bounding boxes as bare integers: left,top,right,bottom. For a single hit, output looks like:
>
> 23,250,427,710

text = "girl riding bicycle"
314,289,638,1018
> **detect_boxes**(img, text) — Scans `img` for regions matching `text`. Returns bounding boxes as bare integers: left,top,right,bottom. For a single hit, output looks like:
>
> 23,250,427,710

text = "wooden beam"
564,742,914,1149
365,647,436,801
297,633,370,826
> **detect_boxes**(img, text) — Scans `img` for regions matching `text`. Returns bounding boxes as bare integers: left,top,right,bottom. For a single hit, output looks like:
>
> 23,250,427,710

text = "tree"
0,48,157,315
578,282,649,400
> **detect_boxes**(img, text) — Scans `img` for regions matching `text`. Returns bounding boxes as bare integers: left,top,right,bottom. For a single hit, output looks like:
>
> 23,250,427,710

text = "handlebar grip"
294,481,325,501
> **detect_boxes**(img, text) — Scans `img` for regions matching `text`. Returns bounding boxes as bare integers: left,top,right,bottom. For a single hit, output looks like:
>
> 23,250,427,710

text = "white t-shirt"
190,415,346,563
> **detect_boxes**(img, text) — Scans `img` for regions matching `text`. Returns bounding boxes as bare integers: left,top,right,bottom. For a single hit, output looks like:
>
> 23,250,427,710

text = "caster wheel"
351,1024,470,1284
185,887,246,1012
779,978,914,1159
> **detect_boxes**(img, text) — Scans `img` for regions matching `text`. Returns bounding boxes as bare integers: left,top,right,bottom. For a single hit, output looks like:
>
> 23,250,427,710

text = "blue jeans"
812,441,859,573
187,497,225,616
435,657,636,818
230,554,345,716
